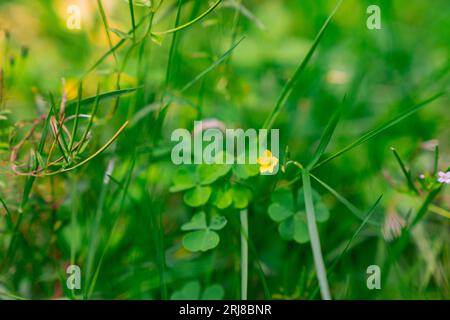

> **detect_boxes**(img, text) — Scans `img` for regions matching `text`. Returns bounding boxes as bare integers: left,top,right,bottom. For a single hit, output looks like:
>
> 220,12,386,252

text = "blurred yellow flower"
64,79,79,101
257,149,279,174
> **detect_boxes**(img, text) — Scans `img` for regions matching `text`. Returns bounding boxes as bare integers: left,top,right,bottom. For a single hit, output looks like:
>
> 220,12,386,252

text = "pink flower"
437,171,450,184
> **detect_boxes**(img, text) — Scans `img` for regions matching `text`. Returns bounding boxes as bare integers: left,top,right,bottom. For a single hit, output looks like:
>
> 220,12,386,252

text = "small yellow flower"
64,79,79,101
257,149,279,174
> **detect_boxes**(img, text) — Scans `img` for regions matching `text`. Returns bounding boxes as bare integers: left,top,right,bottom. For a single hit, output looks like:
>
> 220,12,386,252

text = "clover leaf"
268,188,330,244
170,281,225,300
212,184,253,209
231,185,253,209
170,151,257,209
183,186,211,207
213,150,259,180
170,164,231,207
232,163,260,180
181,212,227,252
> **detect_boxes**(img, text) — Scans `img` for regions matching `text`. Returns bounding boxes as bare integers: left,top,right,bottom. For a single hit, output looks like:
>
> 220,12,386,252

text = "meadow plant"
0,0,448,301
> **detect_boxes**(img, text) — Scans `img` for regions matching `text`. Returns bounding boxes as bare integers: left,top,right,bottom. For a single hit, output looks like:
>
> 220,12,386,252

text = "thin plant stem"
301,170,331,300
128,0,136,42
240,209,248,300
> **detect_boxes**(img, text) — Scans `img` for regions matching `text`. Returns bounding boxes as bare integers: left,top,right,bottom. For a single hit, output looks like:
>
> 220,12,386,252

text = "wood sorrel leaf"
182,230,220,252
183,186,211,207
231,185,252,209
181,211,208,231
170,167,197,192
212,187,233,209
210,215,227,230
268,203,294,222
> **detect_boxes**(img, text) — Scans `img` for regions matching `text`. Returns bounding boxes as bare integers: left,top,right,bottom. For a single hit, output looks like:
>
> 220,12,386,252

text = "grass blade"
128,0,136,42
96,0,119,66
310,195,382,299
390,147,419,194
66,87,139,110
164,0,183,88
76,85,101,156
49,94,69,163
69,82,82,153
314,92,445,169
433,145,439,175
310,172,380,225
306,95,344,170
180,36,245,93
81,13,150,79
153,0,223,35
240,209,248,300
5,106,53,264
55,121,128,174
330,195,382,271
302,170,331,300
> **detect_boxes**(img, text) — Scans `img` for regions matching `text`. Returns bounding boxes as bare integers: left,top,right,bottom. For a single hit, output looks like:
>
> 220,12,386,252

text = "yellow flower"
257,150,279,174
64,79,79,101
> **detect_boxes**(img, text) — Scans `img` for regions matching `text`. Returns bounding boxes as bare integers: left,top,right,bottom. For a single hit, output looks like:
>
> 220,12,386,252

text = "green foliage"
170,281,224,300
268,188,329,244
181,212,227,252
0,0,448,301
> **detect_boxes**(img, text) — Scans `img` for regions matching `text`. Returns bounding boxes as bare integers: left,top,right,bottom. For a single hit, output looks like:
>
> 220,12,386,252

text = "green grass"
0,0,449,300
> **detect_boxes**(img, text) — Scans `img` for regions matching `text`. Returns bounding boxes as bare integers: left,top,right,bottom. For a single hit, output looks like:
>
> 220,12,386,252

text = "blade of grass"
49,121,128,175
314,92,445,169
164,0,182,88
410,167,448,227
96,0,119,66
433,145,439,175
5,107,52,265
84,158,115,299
0,291,27,300
306,95,344,170
80,13,151,79
153,0,223,35
128,0,136,42
302,170,331,300
329,195,382,272
180,36,245,93
150,1,183,146
390,147,419,194
382,173,447,284
49,94,69,163
75,85,101,157
240,209,248,300
310,172,380,225
87,154,136,298
69,82,82,153
310,195,382,299
262,0,343,130
232,173,271,299
66,87,139,110
0,197,13,230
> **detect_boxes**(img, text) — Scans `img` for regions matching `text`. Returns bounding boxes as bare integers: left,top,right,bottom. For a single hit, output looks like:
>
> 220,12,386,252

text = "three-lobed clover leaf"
181,211,227,252
232,163,260,180
170,164,231,207
212,184,253,209
170,281,225,300
268,188,330,244
170,151,257,209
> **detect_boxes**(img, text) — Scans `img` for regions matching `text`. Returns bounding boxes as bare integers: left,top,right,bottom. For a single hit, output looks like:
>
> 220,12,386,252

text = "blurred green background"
0,0,448,299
